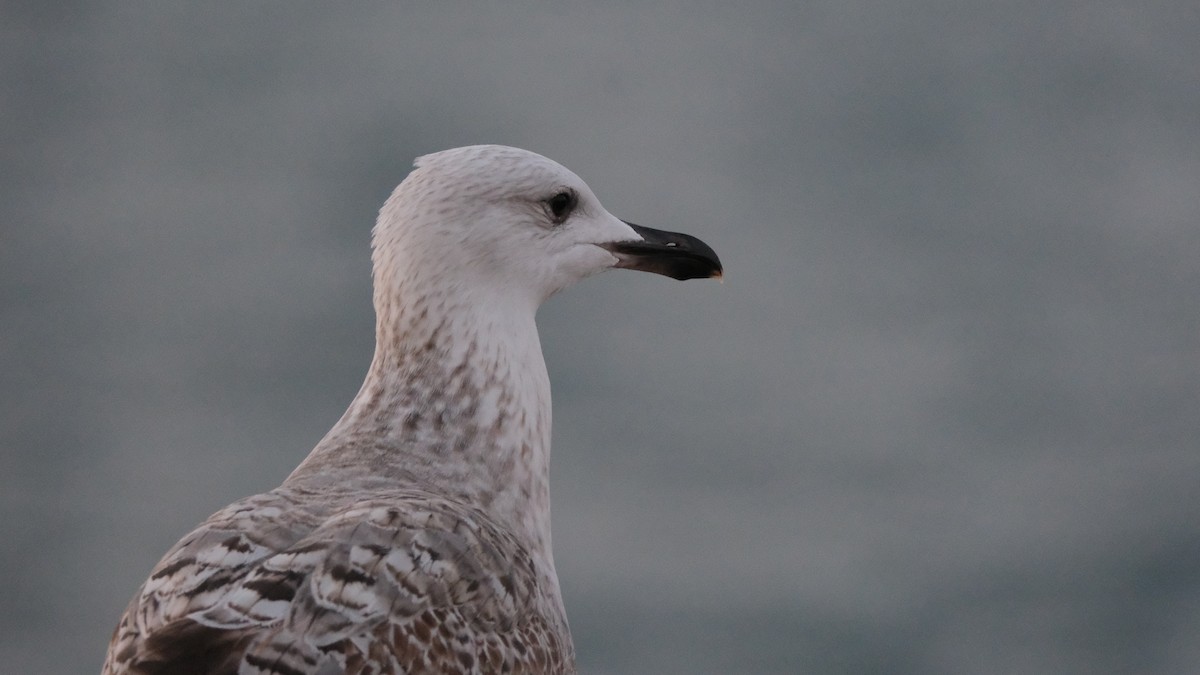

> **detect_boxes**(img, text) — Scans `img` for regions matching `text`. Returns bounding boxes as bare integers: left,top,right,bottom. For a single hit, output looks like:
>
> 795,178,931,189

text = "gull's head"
372,145,722,309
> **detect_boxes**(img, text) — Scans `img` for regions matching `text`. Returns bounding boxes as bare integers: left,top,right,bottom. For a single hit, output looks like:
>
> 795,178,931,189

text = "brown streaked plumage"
103,146,721,674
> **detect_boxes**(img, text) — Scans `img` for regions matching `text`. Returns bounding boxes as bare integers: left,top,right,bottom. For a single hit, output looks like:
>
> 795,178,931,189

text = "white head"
372,145,721,313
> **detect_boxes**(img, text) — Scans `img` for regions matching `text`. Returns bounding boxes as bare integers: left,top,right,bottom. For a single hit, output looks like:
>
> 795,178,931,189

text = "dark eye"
546,190,576,223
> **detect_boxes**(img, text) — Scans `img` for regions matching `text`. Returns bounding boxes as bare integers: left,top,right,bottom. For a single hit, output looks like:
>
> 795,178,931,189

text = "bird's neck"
288,280,555,563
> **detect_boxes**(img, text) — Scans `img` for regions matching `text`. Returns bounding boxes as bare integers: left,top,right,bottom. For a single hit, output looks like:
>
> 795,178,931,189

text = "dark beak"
601,221,723,281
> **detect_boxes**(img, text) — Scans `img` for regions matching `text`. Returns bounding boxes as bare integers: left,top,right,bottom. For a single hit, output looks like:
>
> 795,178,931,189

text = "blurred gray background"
3,2,1199,673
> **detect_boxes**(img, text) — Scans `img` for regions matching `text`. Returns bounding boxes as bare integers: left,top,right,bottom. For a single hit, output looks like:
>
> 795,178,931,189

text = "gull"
102,145,722,675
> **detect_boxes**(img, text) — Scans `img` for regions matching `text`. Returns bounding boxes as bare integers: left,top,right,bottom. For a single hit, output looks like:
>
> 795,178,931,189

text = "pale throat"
290,272,556,557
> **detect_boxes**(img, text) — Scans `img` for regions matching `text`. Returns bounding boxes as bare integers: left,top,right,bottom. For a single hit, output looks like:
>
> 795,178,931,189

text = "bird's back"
103,479,575,675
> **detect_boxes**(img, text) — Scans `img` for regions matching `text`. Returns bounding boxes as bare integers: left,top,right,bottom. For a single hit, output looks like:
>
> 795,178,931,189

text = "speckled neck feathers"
289,152,557,566
290,281,553,558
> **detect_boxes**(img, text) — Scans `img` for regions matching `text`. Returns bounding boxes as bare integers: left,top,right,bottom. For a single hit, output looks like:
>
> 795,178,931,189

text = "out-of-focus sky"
3,3,1199,673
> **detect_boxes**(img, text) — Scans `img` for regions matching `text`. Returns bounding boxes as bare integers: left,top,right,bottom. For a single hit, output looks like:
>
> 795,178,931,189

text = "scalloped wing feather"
103,488,573,675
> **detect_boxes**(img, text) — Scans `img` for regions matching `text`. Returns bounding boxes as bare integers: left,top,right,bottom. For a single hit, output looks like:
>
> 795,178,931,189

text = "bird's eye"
546,190,576,224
